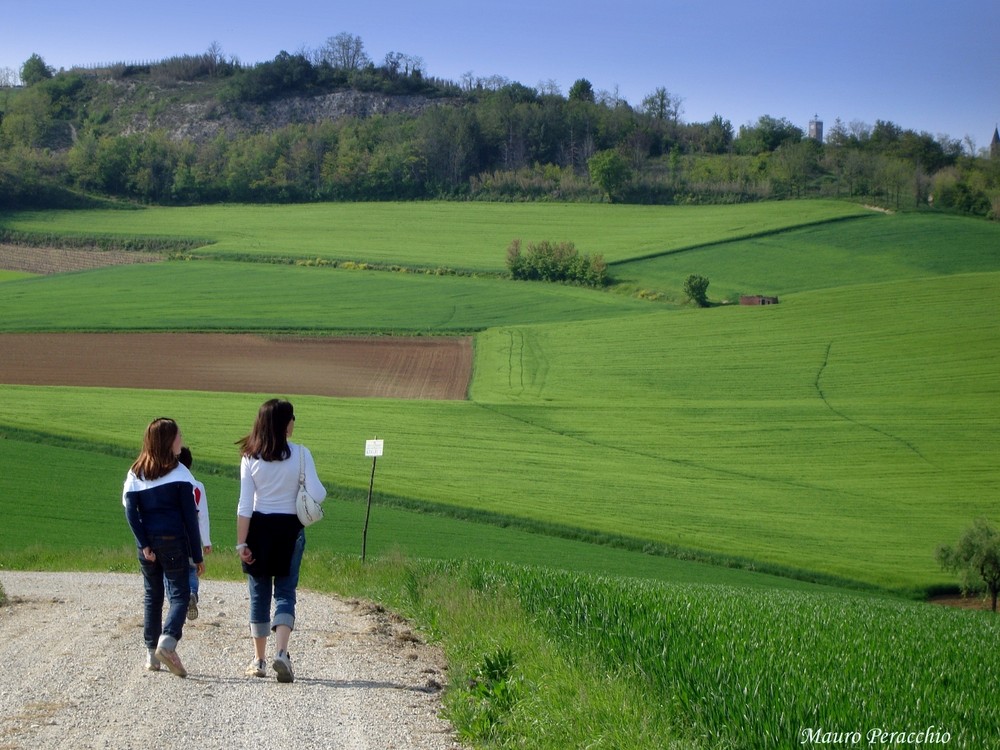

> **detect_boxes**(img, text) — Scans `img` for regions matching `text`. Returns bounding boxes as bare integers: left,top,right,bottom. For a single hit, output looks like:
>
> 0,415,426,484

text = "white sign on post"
362,438,383,562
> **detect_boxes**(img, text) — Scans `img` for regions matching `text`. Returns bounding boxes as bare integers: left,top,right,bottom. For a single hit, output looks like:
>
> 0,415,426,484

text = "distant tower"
808,114,823,143
991,126,1000,159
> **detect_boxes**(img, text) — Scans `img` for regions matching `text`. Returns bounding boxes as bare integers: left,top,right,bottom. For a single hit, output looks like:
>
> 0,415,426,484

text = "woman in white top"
236,398,326,683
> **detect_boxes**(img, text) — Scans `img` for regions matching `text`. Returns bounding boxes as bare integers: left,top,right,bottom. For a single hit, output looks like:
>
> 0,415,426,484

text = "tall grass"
315,555,1000,749
508,565,997,749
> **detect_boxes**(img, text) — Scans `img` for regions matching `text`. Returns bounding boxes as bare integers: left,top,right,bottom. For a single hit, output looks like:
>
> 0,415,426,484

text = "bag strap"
297,446,305,489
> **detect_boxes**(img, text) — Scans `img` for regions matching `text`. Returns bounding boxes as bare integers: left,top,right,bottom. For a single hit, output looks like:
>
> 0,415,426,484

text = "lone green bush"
683,273,710,306
506,239,609,287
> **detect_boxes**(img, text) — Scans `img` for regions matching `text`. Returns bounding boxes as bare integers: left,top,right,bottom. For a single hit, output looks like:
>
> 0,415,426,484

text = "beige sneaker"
245,658,266,678
154,646,188,678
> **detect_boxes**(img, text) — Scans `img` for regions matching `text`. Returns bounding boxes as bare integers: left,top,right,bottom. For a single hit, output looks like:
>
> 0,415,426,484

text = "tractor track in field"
814,341,933,465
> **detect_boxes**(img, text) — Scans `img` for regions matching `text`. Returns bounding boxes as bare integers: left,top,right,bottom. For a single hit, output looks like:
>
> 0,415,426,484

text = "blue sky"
3,0,997,151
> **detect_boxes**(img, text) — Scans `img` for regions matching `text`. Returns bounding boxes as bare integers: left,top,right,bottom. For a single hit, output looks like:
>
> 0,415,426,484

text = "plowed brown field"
0,244,163,274
0,333,472,400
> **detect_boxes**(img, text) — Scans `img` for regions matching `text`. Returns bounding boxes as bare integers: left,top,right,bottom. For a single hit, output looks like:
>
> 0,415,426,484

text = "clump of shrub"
505,239,609,287
683,273,710,307
459,647,524,742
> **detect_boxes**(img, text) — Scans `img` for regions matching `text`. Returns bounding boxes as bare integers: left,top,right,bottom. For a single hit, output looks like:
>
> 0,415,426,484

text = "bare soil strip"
0,333,473,400
0,244,164,274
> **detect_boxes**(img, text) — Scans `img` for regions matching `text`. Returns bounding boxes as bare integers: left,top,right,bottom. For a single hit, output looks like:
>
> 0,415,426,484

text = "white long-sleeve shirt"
237,442,326,518
192,477,212,547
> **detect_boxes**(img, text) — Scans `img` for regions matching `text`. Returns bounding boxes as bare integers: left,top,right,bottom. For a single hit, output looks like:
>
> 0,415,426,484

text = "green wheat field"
1,199,998,748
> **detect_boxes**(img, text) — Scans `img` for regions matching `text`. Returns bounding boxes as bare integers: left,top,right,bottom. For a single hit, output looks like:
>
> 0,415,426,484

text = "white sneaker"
245,658,266,678
272,650,294,683
145,649,161,672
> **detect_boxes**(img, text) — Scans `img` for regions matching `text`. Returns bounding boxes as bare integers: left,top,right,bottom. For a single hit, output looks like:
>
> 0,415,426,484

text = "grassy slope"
0,436,835,592
472,274,999,588
3,200,869,268
2,272,995,589
0,270,36,282
0,260,657,333
0,203,997,592
613,211,1000,299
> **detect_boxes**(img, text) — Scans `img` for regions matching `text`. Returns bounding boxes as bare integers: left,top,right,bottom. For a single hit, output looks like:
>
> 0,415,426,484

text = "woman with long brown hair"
236,398,325,683
123,417,205,677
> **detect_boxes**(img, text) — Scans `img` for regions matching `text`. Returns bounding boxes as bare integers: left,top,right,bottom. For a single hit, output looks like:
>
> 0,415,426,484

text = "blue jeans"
163,560,199,599
188,560,199,598
139,535,191,650
247,529,305,638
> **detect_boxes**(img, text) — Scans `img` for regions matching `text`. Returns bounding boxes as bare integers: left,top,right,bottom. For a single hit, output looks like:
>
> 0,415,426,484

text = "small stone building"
740,295,779,306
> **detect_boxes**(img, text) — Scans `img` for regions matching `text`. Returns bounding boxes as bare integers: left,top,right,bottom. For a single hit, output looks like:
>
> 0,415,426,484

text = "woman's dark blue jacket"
123,464,204,563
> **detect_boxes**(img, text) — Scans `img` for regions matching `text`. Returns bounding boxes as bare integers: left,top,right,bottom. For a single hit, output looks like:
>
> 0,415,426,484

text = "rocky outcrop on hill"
121,87,451,143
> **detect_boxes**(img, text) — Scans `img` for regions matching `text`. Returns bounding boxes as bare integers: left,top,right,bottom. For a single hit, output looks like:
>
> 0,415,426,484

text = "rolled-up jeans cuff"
272,613,295,632
156,634,178,651
249,621,271,639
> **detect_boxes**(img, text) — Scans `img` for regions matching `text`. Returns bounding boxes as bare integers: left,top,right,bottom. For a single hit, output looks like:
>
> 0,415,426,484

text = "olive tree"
936,517,1000,612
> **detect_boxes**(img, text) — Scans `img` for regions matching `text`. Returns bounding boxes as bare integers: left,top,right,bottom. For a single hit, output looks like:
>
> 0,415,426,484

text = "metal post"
362,452,376,562
361,436,383,562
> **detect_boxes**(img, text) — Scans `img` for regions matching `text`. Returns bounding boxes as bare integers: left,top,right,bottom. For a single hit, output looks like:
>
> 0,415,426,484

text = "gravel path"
0,571,466,750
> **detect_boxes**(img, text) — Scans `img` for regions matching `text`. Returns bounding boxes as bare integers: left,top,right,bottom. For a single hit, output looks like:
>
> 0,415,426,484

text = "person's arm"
236,514,254,564
179,483,204,564
123,492,150,550
197,483,212,552
236,456,255,564
302,446,327,502
236,455,256,517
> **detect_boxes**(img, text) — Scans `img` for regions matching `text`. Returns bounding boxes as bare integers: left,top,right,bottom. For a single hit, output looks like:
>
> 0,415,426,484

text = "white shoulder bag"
295,448,324,526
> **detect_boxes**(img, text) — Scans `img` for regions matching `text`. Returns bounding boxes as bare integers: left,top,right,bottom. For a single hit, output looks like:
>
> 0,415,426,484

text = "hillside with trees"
1,37,997,218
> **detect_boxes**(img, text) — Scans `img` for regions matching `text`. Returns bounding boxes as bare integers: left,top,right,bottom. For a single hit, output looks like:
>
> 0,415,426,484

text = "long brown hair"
237,398,294,461
130,417,180,480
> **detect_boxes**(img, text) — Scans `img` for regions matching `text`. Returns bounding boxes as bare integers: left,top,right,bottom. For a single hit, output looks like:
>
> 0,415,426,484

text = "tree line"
1,41,997,219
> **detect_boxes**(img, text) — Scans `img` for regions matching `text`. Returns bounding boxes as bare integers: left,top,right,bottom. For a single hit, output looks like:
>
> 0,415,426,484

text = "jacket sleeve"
123,493,150,550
